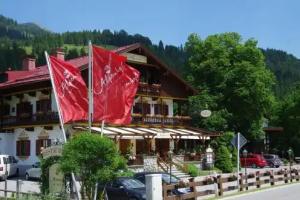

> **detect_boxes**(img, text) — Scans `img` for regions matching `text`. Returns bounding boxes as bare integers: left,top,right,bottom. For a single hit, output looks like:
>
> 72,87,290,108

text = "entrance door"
119,139,131,155
156,139,169,160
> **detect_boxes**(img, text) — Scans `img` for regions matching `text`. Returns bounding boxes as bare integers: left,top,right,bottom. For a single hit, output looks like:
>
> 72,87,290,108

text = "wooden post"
284,169,288,184
270,170,275,186
239,173,244,191
217,175,223,196
256,171,260,188
296,169,299,181
190,178,197,198
162,183,168,200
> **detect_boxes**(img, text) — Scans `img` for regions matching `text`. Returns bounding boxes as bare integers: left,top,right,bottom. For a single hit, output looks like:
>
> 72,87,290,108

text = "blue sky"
1,0,300,57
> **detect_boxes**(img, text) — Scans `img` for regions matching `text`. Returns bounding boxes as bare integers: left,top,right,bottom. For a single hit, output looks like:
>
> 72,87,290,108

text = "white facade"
0,126,64,173
0,90,64,173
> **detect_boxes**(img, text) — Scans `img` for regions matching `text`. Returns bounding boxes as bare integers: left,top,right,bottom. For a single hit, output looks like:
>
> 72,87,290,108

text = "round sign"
200,110,212,118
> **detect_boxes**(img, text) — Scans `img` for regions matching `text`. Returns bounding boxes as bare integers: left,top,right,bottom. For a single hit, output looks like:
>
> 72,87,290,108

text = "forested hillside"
0,15,300,96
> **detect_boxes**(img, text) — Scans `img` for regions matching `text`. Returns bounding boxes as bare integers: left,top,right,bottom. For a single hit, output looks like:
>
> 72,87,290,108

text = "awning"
74,126,220,140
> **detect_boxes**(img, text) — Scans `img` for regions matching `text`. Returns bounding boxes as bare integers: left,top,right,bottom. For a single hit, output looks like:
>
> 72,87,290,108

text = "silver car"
25,162,41,180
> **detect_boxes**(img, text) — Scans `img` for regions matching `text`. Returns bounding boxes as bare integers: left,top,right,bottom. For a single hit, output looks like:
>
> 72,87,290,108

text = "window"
154,104,162,115
133,103,142,114
36,99,51,113
36,139,51,155
16,140,30,157
143,104,151,115
163,104,169,116
17,102,32,118
0,104,10,116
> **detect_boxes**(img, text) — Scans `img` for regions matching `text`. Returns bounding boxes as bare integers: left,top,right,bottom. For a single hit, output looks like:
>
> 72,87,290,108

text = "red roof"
0,56,89,89
0,43,196,95
0,44,132,89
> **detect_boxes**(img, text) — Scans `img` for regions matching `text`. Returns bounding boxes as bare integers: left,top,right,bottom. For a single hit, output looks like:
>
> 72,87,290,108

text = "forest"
1,15,300,155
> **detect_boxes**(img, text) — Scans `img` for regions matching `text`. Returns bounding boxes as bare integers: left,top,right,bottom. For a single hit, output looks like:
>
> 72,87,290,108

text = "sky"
1,0,300,57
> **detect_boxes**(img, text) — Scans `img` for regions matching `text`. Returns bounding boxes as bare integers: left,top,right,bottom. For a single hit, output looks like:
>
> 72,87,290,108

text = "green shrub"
215,145,233,173
186,164,199,177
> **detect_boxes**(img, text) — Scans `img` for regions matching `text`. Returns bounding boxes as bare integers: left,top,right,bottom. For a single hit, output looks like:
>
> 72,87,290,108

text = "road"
222,183,300,200
0,177,40,197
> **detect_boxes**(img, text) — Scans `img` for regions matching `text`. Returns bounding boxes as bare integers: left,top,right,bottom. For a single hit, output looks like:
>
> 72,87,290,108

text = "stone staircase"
170,165,191,180
157,157,191,180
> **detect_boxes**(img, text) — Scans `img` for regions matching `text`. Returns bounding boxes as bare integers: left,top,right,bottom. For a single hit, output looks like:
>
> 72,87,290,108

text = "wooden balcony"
1,111,59,127
131,115,191,127
137,83,161,96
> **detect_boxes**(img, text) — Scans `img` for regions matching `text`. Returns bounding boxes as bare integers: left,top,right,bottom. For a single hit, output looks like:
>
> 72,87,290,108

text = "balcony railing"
131,115,191,127
1,111,59,127
137,83,161,96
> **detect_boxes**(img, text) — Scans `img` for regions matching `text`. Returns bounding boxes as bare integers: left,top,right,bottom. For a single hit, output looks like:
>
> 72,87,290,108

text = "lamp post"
242,149,248,190
288,148,293,181
206,146,213,174
168,150,173,184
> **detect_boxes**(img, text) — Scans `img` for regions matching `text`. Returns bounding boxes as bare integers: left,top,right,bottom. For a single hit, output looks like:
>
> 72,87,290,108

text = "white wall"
8,126,64,166
0,133,14,155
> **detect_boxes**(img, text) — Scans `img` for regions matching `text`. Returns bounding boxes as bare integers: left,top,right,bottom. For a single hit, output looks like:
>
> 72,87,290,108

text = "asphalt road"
222,183,300,200
0,177,40,197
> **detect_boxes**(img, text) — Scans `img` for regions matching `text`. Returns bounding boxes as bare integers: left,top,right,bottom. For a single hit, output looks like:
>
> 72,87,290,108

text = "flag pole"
237,132,240,191
101,120,105,137
88,40,93,133
45,52,81,200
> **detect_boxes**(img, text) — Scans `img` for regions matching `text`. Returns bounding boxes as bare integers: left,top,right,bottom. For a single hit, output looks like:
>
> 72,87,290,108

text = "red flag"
49,56,88,123
92,45,140,124
109,64,140,124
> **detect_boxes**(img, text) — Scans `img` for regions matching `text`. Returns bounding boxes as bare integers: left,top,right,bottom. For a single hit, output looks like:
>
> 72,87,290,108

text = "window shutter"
36,140,41,155
47,139,51,147
143,104,151,115
26,140,31,156
163,105,169,116
16,141,20,156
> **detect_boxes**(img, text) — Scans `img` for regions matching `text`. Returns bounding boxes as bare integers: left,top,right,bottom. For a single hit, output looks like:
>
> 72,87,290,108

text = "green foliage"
270,84,300,156
214,145,233,173
185,164,199,177
185,33,276,140
262,49,300,97
59,133,126,200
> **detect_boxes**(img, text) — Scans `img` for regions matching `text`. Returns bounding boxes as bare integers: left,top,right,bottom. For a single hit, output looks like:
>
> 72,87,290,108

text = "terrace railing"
1,111,59,127
137,83,161,96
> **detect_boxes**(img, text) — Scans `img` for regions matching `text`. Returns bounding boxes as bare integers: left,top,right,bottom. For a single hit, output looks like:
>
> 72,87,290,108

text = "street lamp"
168,150,173,184
242,149,248,190
206,146,213,173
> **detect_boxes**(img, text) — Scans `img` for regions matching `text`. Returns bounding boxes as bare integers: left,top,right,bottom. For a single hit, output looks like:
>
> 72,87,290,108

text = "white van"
0,155,19,180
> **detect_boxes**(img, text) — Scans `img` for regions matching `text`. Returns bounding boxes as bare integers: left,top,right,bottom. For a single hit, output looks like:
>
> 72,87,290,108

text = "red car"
240,154,267,168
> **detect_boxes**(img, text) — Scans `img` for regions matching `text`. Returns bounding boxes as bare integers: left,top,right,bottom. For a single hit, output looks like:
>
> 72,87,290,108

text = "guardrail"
163,168,300,200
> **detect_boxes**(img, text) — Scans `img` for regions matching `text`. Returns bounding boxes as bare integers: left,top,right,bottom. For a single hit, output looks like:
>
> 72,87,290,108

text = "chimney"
22,58,36,71
55,48,65,61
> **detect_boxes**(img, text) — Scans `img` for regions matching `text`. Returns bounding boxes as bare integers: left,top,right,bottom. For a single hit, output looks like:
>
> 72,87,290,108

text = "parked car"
263,154,283,168
0,155,19,180
240,154,267,168
98,177,146,200
134,172,191,195
25,162,41,180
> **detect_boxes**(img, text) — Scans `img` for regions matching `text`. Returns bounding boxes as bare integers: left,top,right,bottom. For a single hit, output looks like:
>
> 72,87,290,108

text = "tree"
271,84,300,156
215,145,233,173
185,32,276,140
59,133,126,200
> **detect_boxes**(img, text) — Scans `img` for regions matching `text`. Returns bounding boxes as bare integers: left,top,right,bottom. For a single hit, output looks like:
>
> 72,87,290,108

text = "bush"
215,145,233,173
186,164,199,177
60,132,126,200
